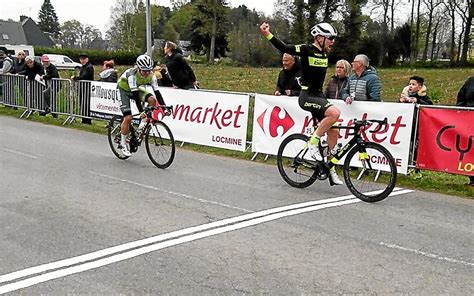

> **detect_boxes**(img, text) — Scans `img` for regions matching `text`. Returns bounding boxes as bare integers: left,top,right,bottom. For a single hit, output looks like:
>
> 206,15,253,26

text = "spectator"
13,51,27,75
399,76,433,105
324,59,351,100
71,53,94,124
398,76,433,179
456,76,474,186
274,53,301,96
23,56,43,80
341,54,381,104
163,41,198,89
0,50,13,74
39,55,59,116
0,50,13,98
98,60,118,83
153,65,173,87
71,53,94,81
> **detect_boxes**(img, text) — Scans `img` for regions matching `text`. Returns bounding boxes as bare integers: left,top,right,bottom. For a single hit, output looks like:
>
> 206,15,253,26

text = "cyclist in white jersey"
117,54,166,156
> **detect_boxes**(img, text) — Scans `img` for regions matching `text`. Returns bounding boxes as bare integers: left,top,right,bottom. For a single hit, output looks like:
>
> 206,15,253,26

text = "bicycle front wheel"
343,142,397,202
107,115,129,160
277,134,318,188
145,121,175,169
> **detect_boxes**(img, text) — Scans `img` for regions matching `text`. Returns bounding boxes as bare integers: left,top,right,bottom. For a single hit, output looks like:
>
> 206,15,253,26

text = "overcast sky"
0,0,278,35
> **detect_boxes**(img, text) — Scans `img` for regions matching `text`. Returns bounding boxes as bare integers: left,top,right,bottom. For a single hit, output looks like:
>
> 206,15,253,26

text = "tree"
421,0,442,62
38,0,61,39
291,0,306,43
455,0,473,65
59,20,82,48
106,0,142,51
168,3,194,40
59,21,101,48
190,0,230,63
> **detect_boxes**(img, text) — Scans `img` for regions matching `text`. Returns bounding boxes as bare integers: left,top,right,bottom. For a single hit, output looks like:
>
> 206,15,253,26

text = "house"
89,37,114,51
0,16,54,48
153,39,192,57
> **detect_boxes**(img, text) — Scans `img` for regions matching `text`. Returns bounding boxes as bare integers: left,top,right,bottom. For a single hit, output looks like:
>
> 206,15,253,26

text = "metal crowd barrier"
0,74,82,125
0,74,28,110
69,80,92,124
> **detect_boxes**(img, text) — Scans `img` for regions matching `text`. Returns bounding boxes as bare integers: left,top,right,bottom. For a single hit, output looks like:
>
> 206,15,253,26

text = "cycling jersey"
117,68,164,116
267,34,328,95
118,68,160,92
267,34,332,121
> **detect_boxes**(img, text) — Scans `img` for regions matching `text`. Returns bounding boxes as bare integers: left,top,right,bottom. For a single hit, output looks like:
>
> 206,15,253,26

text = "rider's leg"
120,114,132,156
324,106,341,151
119,89,133,156
315,106,340,138
310,105,340,148
322,107,343,185
138,94,158,134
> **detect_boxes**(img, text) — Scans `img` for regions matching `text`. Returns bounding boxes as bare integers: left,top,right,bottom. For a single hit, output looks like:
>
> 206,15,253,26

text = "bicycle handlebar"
352,117,387,133
144,105,174,116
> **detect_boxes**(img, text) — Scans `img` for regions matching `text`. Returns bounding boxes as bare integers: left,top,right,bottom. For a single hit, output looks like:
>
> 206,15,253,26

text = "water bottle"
320,140,330,157
331,143,343,156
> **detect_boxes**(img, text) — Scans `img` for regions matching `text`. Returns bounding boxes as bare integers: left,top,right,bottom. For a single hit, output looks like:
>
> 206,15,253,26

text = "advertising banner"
251,94,415,174
90,82,250,151
417,108,474,176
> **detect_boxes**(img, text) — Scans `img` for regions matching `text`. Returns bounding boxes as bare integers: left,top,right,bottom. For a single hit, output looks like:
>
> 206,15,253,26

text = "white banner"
90,82,250,151
251,94,415,174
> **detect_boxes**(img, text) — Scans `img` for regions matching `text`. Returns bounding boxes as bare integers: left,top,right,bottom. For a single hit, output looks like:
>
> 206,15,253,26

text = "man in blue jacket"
341,54,381,104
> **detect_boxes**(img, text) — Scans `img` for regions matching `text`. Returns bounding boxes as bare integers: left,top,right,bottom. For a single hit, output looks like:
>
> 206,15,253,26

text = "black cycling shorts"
298,90,333,122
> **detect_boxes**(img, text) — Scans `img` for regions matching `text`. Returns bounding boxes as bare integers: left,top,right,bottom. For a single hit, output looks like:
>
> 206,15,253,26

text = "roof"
0,20,27,44
0,17,54,47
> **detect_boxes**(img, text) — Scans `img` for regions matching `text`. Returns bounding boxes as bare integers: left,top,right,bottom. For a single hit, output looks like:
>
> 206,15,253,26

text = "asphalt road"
0,116,472,295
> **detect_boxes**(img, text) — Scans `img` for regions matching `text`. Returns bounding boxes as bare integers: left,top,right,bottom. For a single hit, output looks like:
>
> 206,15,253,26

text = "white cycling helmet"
310,22,338,38
136,54,153,71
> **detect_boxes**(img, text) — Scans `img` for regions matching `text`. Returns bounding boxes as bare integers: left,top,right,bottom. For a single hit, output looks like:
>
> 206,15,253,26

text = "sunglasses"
327,36,336,41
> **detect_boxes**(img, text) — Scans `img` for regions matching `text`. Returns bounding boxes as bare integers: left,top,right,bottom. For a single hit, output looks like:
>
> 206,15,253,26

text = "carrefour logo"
257,106,295,138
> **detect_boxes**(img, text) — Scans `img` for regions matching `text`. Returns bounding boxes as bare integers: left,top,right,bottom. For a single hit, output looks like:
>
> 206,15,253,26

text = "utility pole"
145,0,152,56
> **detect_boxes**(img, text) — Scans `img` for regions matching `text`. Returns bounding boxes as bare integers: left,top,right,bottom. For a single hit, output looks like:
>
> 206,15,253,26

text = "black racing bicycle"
107,105,175,169
277,118,397,202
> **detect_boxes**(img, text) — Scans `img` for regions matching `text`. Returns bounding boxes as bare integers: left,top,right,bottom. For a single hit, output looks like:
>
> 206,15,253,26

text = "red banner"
417,108,474,176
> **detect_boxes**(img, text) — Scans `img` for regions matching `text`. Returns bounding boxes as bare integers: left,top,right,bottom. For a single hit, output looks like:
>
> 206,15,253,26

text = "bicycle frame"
292,119,385,175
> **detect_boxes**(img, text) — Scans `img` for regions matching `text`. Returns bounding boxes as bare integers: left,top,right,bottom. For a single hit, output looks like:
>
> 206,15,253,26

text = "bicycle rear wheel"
277,134,318,188
343,142,397,202
107,115,130,160
144,121,175,169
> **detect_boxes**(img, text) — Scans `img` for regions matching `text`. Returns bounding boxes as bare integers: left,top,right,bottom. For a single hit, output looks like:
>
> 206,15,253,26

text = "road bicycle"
107,105,175,169
277,118,397,202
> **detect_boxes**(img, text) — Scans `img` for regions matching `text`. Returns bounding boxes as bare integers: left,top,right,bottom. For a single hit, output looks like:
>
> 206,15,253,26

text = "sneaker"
120,145,131,157
329,168,343,185
308,143,322,161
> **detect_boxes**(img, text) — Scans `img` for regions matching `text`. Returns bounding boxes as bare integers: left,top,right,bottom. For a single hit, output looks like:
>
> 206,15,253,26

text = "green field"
2,65,473,198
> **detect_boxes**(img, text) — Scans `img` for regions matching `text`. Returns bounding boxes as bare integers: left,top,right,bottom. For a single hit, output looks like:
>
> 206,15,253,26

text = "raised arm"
260,22,300,56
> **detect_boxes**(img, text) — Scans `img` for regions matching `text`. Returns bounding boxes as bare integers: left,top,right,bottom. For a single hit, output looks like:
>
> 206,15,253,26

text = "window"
64,57,72,63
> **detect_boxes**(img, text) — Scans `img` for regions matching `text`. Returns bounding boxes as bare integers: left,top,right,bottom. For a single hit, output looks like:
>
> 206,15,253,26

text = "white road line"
89,171,253,213
0,147,37,159
379,242,474,267
0,199,360,294
0,194,359,284
0,189,412,294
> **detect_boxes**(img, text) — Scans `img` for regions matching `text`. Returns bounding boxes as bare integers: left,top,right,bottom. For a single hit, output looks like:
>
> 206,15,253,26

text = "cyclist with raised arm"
117,54,166,157
260,21,343,185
